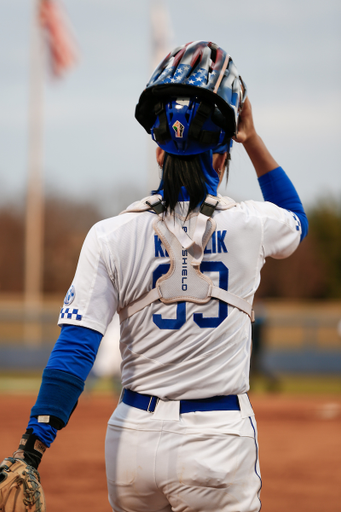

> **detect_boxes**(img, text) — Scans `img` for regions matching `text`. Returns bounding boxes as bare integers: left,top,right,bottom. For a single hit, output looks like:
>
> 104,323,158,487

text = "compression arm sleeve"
258,167,308,241
27,325,102,447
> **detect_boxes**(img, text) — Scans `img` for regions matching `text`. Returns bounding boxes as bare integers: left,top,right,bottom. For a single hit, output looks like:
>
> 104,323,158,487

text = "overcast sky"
1,0,340,215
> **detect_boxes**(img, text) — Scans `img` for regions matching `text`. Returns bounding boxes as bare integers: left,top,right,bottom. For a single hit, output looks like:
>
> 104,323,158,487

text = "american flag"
39,0,77,77
158,64,209,87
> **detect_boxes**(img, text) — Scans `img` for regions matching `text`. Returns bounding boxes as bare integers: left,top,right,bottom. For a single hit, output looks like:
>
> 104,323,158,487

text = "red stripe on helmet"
172,46,187,68
211,48,226,71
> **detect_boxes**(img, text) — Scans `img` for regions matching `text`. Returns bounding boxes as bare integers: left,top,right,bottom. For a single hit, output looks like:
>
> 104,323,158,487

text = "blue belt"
121,388,240,413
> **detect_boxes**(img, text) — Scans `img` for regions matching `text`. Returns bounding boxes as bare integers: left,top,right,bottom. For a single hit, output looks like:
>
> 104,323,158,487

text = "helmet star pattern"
135,41,247,155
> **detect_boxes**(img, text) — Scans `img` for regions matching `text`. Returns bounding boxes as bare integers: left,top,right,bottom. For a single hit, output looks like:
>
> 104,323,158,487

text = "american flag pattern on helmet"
135,41,247,138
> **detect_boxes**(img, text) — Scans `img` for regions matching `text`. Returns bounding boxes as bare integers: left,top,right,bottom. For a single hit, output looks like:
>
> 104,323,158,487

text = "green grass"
0,372,122,395
0,372,42,394
0,372,340,395
249,373,341,394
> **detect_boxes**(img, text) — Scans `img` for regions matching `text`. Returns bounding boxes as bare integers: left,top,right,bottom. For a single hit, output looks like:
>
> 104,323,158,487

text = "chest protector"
118,194,254,323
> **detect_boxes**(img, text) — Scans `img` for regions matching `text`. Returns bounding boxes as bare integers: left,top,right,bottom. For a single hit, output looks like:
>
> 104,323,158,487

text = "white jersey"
58,196,301,399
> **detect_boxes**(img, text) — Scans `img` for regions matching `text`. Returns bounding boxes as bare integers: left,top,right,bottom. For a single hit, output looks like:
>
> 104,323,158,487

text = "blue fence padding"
0,346,341,373
0,346,52,370
262,349,341,374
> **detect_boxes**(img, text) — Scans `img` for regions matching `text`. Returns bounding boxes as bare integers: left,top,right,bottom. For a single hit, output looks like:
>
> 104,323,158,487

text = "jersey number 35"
153,261,228,330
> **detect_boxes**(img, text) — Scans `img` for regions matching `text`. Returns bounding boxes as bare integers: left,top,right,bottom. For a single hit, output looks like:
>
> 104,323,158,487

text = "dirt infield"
1,393,340,511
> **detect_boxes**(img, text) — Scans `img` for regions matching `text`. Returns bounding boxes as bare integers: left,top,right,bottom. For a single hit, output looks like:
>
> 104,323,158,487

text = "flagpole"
148,0,173,193
24,0,45,345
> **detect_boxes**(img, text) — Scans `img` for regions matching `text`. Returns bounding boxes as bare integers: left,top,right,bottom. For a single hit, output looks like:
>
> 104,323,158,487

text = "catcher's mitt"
0,457,45,512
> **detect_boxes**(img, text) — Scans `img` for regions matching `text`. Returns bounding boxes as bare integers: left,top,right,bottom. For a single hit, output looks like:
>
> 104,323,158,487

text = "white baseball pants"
105,396,261,512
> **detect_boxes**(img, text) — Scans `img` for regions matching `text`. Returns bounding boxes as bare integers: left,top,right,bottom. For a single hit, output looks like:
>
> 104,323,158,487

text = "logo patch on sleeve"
64,285,76,305
59,308,82,321
290,211,302,232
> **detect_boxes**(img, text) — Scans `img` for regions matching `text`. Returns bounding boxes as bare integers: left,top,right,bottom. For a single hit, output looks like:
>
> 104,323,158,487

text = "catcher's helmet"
135,41,247,155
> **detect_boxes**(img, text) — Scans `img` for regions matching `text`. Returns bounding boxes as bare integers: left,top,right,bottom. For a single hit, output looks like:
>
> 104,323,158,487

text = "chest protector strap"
118,195,254,323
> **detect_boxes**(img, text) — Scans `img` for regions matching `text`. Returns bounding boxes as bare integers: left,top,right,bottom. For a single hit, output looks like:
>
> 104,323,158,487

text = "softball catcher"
1,41,308,512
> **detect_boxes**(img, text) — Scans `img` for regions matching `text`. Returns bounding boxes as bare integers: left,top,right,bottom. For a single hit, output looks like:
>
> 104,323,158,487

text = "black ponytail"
158,154,208,215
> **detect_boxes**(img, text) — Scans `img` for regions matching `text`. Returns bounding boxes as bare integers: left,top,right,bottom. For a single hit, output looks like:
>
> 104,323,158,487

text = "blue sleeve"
46,324,102,381
27,325,103,447
258,167,308,241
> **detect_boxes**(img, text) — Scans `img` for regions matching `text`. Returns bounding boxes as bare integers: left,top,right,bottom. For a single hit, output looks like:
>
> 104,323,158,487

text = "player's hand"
233,97,257,145
234,97,279,177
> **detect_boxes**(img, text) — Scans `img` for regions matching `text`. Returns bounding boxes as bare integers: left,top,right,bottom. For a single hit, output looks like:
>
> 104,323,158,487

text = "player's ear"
156,147,165,168
212,152,227,172
212,151,229,186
